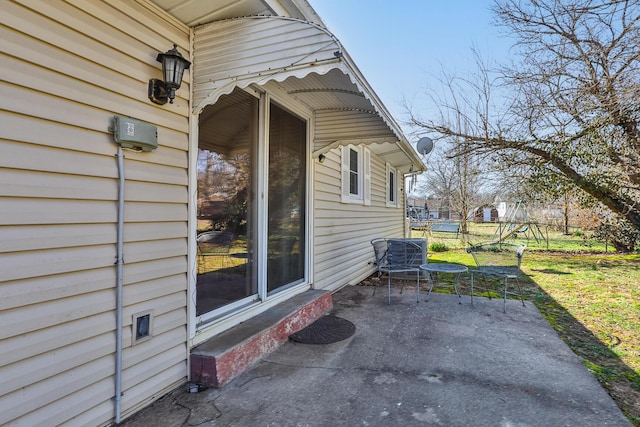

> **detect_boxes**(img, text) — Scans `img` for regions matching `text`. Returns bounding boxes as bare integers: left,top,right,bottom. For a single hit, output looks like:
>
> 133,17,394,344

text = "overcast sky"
308,1,514,138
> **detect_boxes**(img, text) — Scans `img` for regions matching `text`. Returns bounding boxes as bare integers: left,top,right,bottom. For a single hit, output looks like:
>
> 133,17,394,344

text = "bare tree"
411,0,640,236
412,51,501,235
451,138,486,235
416,138,492,235
416,148,456,219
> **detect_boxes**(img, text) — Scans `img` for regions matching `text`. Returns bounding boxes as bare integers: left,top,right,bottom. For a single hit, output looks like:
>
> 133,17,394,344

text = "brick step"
190,290,333,388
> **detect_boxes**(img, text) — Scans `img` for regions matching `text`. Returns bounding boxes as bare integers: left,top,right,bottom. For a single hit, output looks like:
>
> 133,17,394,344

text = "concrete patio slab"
122,285,631,426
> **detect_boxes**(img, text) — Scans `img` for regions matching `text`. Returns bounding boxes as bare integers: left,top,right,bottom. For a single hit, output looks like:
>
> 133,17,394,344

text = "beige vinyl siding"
0,1,190,425
313,148,405,291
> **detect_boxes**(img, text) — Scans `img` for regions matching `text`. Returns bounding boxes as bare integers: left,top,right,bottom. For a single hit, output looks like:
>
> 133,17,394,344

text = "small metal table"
420,263,468,304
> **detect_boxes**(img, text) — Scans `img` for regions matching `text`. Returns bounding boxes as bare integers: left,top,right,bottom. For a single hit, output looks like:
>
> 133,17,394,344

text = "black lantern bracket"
148,44,191,105
148,78,169,105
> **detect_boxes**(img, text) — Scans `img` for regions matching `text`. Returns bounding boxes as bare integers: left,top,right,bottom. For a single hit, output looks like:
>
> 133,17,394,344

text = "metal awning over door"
193,15,424,173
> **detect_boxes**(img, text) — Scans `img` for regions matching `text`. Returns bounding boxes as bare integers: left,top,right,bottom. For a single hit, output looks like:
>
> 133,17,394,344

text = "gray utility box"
110,115,158,152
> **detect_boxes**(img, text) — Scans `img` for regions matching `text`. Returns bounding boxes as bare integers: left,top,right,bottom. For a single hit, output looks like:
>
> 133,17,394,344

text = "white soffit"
149,0,275,26
193,15,424,172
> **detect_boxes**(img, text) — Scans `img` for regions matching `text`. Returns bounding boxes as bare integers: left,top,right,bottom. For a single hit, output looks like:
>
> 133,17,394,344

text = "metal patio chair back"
467,242,526,312
370,238,388,277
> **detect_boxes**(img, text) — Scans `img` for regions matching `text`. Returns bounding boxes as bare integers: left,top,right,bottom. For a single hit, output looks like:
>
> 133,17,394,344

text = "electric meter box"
110,115,158,152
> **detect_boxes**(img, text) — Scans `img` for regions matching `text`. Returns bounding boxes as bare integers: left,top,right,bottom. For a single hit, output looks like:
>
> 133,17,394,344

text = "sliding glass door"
196,88,307,318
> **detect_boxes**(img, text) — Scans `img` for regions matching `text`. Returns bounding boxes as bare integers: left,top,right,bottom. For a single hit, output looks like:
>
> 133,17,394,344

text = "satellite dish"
416,137,434,156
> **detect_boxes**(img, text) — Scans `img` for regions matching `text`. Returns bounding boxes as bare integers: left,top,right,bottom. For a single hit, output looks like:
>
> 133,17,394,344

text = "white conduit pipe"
403,173,411,239
115,146,125,423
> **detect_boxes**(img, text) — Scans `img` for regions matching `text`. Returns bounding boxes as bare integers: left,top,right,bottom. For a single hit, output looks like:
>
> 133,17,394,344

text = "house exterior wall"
1,0,419,424
0,1,190,425
313,148,405,291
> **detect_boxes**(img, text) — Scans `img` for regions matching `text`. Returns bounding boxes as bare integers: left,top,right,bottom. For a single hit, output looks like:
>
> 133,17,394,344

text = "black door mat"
289,315,356,344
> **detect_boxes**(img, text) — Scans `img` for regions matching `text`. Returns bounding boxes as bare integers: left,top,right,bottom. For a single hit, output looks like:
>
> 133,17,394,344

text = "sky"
308,0,515,138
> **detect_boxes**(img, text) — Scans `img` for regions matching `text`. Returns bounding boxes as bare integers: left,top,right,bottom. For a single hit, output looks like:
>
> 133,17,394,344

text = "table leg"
425,270,464,303
453,272,462,304
425,272,433,301
470,272,475,306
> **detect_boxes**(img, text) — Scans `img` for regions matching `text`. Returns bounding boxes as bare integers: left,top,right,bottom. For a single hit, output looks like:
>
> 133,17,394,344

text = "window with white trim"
386,163,398,207
341,145,370,205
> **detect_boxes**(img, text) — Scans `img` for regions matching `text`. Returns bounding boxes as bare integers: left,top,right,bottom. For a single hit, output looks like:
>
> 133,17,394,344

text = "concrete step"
190,289,333,388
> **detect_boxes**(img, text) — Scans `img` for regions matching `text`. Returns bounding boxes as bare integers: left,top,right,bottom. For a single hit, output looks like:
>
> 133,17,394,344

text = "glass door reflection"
267,102,306,293
196,88,258,315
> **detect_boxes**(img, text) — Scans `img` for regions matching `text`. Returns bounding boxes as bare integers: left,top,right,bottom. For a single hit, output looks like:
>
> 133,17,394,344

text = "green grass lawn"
414,223,640,424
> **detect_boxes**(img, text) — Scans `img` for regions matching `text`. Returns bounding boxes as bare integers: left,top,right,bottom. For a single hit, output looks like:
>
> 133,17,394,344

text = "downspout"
404,181,408,239
403,170,414,239
114,146,125,424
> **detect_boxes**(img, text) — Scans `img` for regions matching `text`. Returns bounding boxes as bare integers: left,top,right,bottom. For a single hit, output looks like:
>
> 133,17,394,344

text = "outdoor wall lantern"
148,44,191,105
